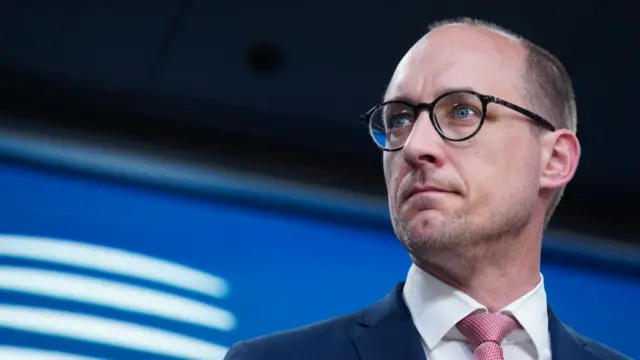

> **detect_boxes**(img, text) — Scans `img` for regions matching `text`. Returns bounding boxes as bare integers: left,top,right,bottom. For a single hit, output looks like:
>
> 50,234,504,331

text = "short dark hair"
428,17,577,227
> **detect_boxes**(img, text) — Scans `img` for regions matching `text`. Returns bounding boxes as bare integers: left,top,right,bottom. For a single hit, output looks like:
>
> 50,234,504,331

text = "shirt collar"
402,263,550,359
502,273,551,360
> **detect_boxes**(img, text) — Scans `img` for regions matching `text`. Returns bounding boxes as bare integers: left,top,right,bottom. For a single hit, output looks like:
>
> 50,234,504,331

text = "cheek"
464,141,538,208
383,155,406,203
464,166,499,208
460,144,510,206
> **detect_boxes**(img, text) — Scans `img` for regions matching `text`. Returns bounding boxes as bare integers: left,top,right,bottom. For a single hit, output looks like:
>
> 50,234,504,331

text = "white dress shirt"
403,264,552,360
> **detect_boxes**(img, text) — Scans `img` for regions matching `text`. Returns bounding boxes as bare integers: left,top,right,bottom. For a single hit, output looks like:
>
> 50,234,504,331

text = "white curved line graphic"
0,234,228,298
0,305,229,360
0,267,236,331
0,346,106,360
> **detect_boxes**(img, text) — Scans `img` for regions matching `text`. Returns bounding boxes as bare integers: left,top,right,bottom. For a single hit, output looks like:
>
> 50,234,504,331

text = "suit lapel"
351,283,425,360
352,284,605,360
548,307,599,360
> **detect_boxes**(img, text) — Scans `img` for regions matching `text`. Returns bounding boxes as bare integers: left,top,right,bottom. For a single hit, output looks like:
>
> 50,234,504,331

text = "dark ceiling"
0,0,638,242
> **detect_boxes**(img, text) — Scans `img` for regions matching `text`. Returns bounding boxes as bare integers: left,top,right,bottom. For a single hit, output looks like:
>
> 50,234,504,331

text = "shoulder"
223,312,361,360
223,283,406,360
566,327,633,360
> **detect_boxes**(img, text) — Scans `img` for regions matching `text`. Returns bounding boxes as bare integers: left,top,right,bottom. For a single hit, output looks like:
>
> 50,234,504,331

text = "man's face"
384,26,543,256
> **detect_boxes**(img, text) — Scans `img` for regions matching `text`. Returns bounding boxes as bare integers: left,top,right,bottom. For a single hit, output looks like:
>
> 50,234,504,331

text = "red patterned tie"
456,312,522,360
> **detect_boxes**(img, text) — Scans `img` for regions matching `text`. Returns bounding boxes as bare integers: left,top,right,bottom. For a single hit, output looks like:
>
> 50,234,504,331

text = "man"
224,18,631,360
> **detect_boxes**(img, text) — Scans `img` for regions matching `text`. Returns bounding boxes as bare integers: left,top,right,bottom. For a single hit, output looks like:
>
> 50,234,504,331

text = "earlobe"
540,130,581,190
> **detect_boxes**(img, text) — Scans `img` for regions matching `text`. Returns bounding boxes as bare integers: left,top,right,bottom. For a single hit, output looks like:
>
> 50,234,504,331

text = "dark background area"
0,0,638,245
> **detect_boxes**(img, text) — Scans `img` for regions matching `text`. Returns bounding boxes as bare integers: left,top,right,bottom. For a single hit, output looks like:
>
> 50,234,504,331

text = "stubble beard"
392,192,535,265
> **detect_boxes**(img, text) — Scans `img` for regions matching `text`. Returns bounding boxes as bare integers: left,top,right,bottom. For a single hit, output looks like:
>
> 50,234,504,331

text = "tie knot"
456,312,521,347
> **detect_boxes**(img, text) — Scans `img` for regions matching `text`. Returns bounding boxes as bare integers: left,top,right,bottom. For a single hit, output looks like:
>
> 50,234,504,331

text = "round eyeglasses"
360,90,556,151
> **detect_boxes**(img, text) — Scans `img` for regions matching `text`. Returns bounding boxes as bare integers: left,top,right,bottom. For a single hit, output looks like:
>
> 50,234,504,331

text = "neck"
412,229,542,312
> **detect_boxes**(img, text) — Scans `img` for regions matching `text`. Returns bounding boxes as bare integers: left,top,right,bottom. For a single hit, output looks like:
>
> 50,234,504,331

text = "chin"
407,208,444,226
396,210,466,253
403,211,445,239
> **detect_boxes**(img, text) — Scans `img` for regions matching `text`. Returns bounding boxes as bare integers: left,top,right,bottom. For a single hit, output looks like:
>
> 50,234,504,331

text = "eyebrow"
384,86,481,104
436,86,478,95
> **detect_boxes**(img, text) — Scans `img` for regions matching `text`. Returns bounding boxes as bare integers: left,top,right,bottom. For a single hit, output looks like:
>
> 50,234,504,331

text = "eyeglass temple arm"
489,97,556,131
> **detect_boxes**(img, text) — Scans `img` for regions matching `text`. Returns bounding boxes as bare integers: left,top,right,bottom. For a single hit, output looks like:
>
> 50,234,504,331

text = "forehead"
386,25,527,103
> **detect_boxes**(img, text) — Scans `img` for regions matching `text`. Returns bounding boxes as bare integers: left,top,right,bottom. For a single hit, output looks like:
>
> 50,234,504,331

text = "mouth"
403,186,453,202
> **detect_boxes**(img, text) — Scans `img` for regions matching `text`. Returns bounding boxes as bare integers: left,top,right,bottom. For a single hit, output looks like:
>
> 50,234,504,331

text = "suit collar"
547,307,600,360
351,283,425,360
351,282,600,360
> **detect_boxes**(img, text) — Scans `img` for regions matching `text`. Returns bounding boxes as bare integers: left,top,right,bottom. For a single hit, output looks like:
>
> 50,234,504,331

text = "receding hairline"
426,18,576,130
427,17,525,43
384,18,529,102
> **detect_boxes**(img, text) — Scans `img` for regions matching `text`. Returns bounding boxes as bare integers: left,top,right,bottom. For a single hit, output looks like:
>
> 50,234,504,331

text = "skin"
383,24,581,312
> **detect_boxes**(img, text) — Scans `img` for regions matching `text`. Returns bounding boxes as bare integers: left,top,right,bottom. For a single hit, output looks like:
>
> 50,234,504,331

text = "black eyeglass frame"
360,90,556,151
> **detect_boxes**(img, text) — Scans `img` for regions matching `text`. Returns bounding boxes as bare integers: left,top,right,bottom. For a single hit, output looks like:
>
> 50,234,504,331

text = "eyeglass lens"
369,92,484,149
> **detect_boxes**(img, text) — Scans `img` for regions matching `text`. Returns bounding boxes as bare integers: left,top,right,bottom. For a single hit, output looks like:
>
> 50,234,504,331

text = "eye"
388,114,413,129
453,105,476,120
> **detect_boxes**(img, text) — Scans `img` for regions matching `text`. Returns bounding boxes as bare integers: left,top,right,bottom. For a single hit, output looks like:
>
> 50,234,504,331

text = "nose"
402,112,446,168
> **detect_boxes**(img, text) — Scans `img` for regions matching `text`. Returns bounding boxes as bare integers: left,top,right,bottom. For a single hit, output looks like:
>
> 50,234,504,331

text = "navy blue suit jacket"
224,283,632,360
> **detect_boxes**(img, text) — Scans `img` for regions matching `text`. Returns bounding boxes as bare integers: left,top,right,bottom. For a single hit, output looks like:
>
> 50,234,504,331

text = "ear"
539,129,581,190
